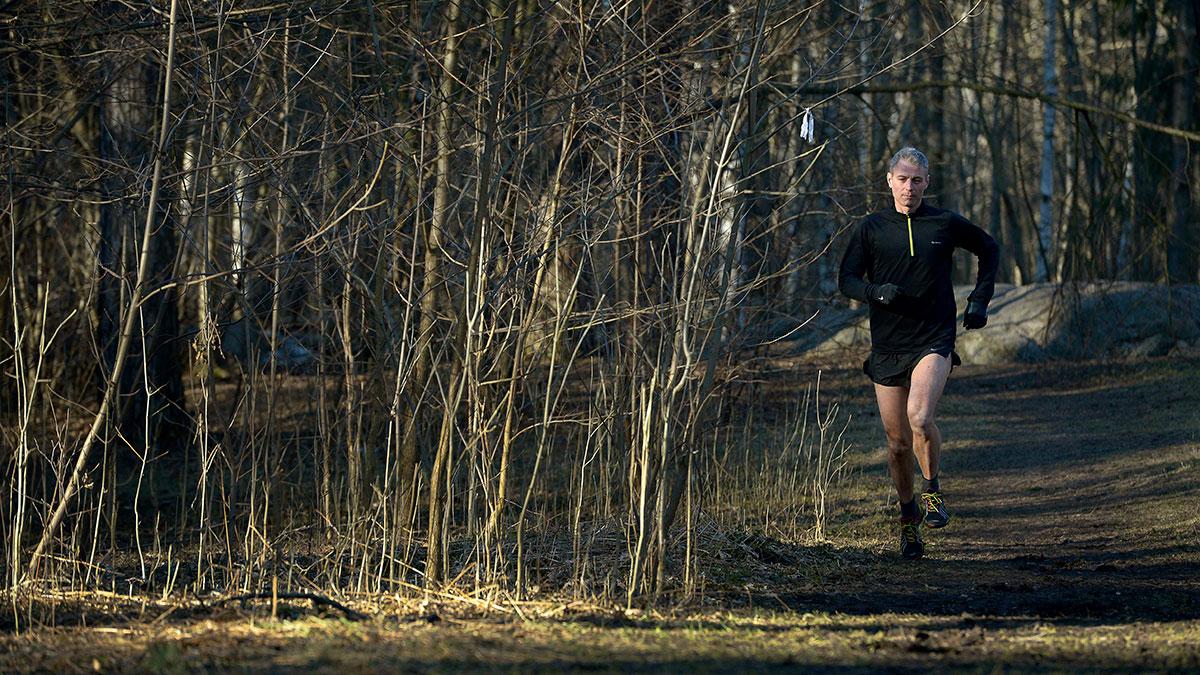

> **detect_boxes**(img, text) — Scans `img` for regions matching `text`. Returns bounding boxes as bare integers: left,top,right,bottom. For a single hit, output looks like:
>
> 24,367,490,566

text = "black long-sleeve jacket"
838,203,999,353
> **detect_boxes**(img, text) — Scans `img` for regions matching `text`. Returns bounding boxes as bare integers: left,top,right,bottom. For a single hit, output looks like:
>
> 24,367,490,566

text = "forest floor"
2,357,1198,673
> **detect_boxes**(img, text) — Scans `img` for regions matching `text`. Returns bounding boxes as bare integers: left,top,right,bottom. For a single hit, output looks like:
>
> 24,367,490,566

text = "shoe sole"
924,515,950,529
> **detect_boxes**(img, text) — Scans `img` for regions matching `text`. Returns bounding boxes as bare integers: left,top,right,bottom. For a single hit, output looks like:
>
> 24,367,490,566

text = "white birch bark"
1035,0,1058,282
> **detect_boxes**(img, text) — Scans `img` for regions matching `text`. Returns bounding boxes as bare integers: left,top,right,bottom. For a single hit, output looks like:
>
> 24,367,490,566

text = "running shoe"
899,518,924,560
920,491,951,529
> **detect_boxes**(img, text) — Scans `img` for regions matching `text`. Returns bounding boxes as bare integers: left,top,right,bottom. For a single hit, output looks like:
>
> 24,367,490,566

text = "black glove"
963,300,988,329
867,283,902,305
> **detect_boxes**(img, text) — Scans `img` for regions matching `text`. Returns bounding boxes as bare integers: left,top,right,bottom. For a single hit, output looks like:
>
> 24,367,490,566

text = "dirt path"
767,357,1200,626
2,358,1198,672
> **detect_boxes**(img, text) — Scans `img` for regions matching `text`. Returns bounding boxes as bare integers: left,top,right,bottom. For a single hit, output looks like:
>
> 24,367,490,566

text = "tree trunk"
1167,1,1199,283
400,0,463,536
97,9,187,463
419,0,465,586
1035,0,1058,282
1131,0,1169,281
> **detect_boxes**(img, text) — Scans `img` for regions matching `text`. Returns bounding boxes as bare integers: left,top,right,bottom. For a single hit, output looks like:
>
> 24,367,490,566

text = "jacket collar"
881,202,933,220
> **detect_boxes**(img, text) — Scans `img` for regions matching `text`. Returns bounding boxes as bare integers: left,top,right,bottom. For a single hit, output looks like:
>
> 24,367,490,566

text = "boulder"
794,282,1200,365
955,283,1058,364
1046,282,1200,357
1126,334,1170,358
220,317,318,374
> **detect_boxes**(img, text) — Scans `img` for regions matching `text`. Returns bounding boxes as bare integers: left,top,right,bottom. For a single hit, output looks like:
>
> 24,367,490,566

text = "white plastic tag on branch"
800,108,815,144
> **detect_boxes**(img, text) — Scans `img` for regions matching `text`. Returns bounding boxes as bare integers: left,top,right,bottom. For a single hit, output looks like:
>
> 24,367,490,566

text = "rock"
221,318,318,374
805,320,870,361
953,283,1058,365
953,282,1200,363
957,330,1046,364
1046,283,1200,357
1167,340,1194,357
799,282,1200,366
1126,334,1173,358
270,336,317,373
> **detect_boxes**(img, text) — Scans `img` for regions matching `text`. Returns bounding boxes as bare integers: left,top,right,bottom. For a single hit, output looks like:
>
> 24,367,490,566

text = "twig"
218,592,369,622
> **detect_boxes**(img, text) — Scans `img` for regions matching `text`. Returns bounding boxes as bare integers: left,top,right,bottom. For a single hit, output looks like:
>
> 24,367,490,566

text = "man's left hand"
963,300,988,329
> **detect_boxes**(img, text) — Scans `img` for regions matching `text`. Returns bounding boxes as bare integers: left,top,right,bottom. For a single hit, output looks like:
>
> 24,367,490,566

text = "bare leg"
907,353,953,484
874,383,915,503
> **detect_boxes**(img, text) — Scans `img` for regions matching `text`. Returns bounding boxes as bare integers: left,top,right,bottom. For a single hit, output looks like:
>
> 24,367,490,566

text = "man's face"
886,159,929,211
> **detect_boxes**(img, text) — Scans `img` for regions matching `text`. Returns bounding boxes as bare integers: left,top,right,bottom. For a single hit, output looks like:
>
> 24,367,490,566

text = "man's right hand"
869,283,902,305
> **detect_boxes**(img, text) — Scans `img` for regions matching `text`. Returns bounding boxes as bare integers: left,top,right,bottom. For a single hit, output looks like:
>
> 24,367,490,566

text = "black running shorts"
863,345,961,387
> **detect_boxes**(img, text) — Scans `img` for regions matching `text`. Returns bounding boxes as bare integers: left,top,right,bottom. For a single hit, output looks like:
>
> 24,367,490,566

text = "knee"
885,433,912,456
907,409,936,437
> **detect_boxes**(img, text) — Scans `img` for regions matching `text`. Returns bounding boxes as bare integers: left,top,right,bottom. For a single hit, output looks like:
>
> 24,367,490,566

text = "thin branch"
768,79,1200,143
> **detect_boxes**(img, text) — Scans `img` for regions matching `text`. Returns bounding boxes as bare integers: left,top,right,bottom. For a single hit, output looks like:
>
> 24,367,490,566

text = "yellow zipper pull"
906,214,914,256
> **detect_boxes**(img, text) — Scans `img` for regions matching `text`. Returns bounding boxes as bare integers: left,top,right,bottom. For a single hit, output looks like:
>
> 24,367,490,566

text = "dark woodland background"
1,0,1197,600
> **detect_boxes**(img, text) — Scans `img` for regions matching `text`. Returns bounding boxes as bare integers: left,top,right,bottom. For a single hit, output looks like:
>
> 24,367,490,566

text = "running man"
838,147,999,560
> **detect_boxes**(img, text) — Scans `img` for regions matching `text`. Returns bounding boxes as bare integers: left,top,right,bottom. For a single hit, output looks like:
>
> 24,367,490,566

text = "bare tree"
2,0,1197,604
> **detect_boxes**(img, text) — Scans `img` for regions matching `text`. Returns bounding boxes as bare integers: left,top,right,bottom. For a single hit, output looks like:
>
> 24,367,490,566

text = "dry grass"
2,356,1198,672
3,601,1198,673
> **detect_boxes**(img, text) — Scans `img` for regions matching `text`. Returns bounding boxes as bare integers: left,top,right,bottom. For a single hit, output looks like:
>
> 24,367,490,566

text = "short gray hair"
888,147,929,174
